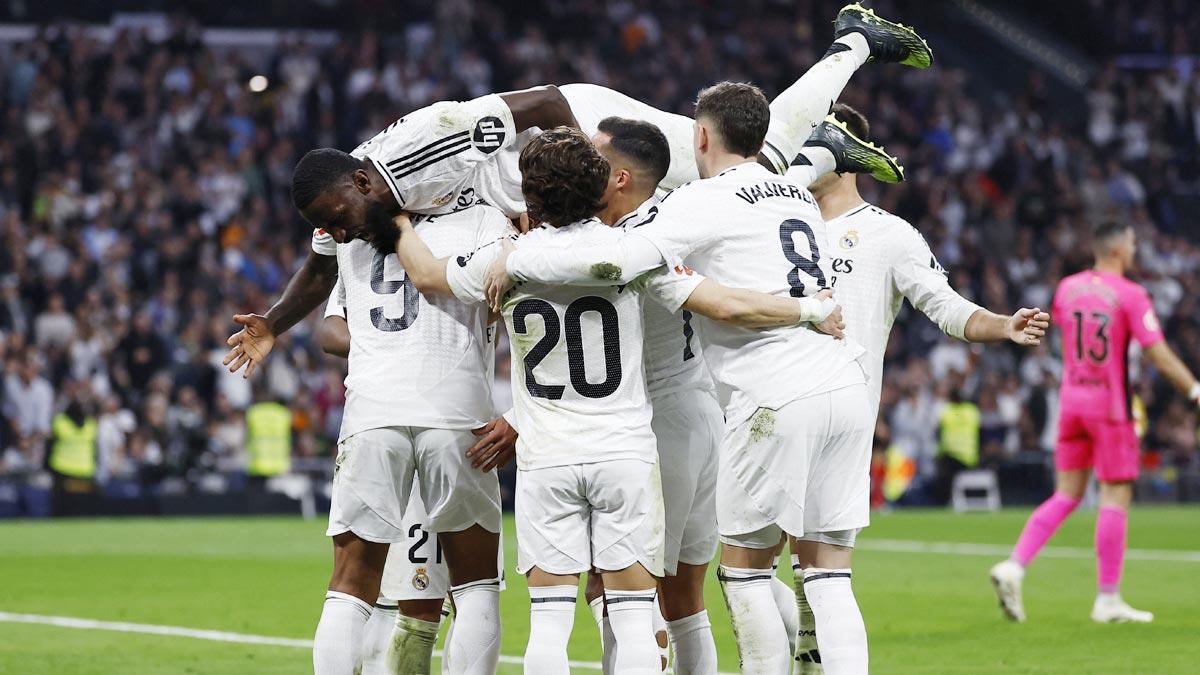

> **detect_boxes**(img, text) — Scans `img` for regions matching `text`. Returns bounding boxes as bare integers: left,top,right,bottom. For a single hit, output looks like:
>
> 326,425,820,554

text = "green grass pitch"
1,507,1198,673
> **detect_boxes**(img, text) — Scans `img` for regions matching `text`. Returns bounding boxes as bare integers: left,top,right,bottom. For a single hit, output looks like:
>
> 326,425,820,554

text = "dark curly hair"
519,127,609,228
291,148,363,210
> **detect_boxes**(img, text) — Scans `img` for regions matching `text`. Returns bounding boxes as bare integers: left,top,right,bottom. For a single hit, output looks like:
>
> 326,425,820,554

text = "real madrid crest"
412,567,430,591
839,228,860,250
432,191,454,207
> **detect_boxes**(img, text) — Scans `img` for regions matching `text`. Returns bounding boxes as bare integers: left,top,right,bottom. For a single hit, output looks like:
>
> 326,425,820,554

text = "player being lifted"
483,83,878,675
786,103,1050,671
308,205,516,675
223,3,931,377
395,127,846,674
990,221,1200,624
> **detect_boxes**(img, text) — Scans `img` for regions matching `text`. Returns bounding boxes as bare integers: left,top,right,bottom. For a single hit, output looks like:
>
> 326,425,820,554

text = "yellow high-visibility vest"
938,401,980,467
50,414,97,479
245,402,292,477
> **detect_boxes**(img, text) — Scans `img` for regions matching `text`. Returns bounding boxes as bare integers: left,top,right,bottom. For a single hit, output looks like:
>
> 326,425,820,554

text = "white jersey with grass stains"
635,162,867,425
820,202,982,414
334,206,512,440
447,218,657,470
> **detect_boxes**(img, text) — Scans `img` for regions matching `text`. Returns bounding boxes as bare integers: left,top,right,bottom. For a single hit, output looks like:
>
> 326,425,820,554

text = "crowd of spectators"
1,1,1198,511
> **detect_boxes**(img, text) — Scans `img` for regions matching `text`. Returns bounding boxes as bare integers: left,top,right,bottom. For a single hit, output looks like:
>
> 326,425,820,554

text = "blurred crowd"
1,0,1198,508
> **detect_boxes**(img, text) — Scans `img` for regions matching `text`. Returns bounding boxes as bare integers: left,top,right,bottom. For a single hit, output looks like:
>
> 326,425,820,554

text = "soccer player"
308,206,516,675
589,116,724,673
394,126,844,674
990,221,1200,624
222,3,930,378
789,103,1050,671
483,83,878,675
318,288,510,675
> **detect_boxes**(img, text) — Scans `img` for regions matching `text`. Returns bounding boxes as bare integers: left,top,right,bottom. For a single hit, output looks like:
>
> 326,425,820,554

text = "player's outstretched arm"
318,316,351,358
1143,342,1200,406
963,308,1050,346
499,85,579,132
223,251,338,378
393,214,454,297
681,281,843,334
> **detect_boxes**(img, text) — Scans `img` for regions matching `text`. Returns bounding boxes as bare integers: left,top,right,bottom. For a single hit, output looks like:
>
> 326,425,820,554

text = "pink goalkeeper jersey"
1053,269,1165,422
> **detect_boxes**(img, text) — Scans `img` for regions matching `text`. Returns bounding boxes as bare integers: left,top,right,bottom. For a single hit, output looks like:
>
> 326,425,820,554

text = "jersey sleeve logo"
930,256,946,275
1143,309,1160,333
472,117,507,154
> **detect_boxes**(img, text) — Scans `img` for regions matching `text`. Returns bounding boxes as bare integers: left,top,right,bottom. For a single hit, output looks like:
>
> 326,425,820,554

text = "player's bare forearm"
319,316,351,358
963,310,1009,342
393,214,453,296
1144,342,1200,400
263,252,338,336
500,85,578,132
682,280,801,328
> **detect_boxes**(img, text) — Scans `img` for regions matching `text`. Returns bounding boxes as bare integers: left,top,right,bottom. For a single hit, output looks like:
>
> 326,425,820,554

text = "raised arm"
1143,342,1200,405
224,250,338,377
499,85,579,132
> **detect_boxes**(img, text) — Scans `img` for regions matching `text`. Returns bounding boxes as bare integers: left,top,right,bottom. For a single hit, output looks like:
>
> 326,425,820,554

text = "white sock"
653,598,670,671
785,148,836,188
387,614,440,675
314,590,372,675
525,585,577,675
803,569,867,675
718,565,791,674
361,599,398,675
771,565,800,658
440,599,454,675
791,555,820,670
601,615,618,675
589,596,605,631
666,610,718,675
447,579,502,674
604,588,660,675
762,32,867,174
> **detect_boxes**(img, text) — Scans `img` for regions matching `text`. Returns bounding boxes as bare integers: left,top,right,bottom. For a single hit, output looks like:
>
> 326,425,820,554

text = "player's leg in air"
561,3,927,192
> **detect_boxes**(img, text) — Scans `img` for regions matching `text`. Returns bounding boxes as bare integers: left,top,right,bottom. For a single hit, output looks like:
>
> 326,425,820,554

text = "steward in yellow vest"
50,410,98,480
245,400,293,477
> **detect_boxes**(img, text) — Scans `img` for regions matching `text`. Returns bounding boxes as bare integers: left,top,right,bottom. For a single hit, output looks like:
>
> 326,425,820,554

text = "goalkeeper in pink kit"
990,221,1200,624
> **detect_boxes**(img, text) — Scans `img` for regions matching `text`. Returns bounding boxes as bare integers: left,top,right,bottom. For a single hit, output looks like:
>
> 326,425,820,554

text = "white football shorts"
515,458,665,577
652,388,721,574
717,382,873,549
380,480,507,601
327,426,502,544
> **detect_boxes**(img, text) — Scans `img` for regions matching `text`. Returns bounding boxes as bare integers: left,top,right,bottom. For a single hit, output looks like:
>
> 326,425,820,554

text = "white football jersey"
635,162,867,425
334,206,513,440
618,200,715,399
447,219,657,470
821,202,982,415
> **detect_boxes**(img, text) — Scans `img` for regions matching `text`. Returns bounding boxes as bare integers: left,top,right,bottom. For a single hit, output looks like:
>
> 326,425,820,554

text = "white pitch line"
0,611,737,674
860,538,1200,562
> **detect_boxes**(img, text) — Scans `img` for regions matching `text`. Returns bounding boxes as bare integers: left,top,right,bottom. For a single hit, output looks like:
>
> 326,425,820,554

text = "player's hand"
467,416,518,472
1008,307,1050,347
392,212,414,234
510,213,532,233
483,238,518,312
223,314,275,378
811,289,845,339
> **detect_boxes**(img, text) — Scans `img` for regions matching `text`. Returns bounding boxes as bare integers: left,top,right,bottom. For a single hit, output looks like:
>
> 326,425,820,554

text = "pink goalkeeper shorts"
1055,411,1140,482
